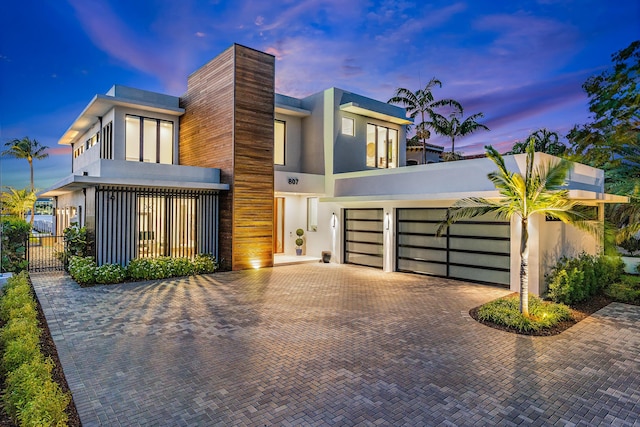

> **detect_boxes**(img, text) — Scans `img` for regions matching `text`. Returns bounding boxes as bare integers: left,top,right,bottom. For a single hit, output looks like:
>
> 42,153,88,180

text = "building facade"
44,43,623,295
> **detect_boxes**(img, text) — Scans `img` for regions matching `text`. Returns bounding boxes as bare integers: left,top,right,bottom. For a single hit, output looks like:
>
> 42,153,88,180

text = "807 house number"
287,177,299,185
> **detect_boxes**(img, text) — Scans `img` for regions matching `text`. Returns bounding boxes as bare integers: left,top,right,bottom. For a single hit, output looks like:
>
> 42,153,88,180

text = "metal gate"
396,208,510,286
344,208,384,269
27,235,66,272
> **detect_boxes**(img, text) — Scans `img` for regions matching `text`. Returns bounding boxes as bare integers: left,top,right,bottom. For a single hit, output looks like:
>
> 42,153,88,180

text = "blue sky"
1,0,638,191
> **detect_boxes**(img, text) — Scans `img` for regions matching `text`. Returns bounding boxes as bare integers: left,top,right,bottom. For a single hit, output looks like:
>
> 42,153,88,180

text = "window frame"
366,123,398,169
274,119,286,166
125,114,174,165
341,116,355,136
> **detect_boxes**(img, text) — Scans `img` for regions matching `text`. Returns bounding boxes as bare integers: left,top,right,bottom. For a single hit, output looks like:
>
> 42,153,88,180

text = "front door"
274,197,285,253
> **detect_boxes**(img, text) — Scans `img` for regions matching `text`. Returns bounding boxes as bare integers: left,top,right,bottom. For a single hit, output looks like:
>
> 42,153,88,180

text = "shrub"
95,263,127,284
166,257,195,277
0,317,40,348
68,256,97,285
619,236,640,256
128,258,165,280
193,254,219,274
1,334,41,373
1,217,30,273
605,275,640,305
4,357,70,426
546,253,624,305
477,295,572,333
56,222,90,268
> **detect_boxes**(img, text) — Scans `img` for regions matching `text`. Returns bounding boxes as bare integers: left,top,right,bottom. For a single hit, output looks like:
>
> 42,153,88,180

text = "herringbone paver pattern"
32,264,640,426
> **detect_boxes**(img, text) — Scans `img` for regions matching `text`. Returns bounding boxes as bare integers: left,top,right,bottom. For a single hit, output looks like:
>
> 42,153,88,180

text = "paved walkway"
32,264,640,426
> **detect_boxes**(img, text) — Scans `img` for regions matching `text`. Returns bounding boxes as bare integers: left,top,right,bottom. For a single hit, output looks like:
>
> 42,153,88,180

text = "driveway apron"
32,264,640,426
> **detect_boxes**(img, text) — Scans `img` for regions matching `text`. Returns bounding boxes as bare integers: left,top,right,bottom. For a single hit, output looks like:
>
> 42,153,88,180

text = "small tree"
1,188,36,220
619,236,640,256
437,140,598,316
2,137,49,226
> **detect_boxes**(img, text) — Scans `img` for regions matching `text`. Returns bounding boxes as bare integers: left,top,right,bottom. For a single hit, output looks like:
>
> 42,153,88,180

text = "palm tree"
430,106,489,155
388,79,461,164
508,128,567,156
2,137,49,225
436,140,597,316
1,187,36,220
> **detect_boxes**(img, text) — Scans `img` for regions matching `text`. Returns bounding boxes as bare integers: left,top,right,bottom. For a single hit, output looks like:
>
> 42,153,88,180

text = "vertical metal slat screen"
96,186,219,266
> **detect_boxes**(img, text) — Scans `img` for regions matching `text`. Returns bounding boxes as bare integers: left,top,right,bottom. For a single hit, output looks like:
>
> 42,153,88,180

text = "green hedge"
545,253,624,305
1,217,31,273
68,254,219,286
0,272,70,426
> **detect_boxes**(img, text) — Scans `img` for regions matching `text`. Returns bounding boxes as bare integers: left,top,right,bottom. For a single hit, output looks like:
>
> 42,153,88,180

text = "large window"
366,124,398,168
125,115,173,164
274,120,285,165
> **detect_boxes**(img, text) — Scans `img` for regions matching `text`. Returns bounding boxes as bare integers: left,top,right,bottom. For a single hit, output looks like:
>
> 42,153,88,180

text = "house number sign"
287,177,299,185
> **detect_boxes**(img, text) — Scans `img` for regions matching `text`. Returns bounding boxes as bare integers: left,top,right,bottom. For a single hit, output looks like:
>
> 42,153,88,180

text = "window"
101,121,113,160
307,197,318,232
366,124,398,168
125,115,173,164
274,120,285,165
342,117,355,136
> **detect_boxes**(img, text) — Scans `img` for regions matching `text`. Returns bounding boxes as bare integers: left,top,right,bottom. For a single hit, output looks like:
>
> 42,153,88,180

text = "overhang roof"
339,102,413,125
58,94,185,146
275,103,311,117
39,175,228,197
321,190,628,205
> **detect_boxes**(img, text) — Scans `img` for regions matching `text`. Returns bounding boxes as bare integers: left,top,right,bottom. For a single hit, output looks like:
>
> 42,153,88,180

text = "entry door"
274,197,285,253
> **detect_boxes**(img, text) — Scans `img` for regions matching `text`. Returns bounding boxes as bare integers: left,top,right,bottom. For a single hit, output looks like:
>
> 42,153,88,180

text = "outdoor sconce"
331,212,337,228
385,212,390,230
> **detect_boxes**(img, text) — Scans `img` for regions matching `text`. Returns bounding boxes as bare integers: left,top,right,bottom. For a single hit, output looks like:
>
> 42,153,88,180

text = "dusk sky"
1,0,638,191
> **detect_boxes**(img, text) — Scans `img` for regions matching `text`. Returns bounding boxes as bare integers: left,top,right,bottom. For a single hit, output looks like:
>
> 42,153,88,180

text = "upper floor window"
125,115,173,164
342,117,355,136
274,120,285,165
366,124,398,168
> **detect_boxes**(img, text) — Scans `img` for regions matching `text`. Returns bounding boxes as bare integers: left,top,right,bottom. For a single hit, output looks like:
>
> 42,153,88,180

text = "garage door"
344,208,383,268
396,208,510,286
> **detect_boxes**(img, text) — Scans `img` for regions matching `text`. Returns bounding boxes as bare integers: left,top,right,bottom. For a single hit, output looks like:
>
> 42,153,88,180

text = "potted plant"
295,228,304,256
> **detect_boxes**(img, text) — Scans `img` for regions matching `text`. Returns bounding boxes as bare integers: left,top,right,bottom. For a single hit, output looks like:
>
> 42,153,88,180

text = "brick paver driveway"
32,264,639,426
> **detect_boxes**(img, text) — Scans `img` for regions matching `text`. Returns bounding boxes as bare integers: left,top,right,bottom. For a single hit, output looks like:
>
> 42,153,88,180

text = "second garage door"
396,208,510,286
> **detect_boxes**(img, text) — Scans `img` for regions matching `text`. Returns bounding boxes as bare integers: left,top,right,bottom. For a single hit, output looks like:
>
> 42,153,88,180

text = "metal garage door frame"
396,208,510,286
344,208,384,269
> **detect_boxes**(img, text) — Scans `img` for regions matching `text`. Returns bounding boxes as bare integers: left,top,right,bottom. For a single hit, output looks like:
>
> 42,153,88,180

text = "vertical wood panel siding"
95,186,219,266
179,44,275,271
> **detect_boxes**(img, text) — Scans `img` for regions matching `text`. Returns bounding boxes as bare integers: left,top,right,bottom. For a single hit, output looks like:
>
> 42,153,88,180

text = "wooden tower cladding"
179,44,275,271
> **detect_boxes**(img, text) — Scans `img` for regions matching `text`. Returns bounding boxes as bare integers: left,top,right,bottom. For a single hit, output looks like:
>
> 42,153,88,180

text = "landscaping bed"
0,276,81,427
470,293,614,336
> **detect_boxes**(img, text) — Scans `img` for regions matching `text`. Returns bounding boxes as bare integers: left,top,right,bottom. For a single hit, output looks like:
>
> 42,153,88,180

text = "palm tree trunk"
29,158,35,226
520,217,529,316
451,136,456,154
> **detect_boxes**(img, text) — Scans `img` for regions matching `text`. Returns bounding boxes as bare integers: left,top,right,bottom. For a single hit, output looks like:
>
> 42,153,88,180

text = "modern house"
43,43,624,295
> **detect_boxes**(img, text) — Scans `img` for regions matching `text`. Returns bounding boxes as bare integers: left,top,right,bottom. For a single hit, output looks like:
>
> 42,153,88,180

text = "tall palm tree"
2,137,49,225
1,187,36,220
430,106,489,155
436,140,597,316
388,78,461,164
508,128,566,156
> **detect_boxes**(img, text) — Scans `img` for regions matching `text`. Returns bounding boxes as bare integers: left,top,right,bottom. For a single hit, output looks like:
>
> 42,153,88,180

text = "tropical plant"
388,79,462,164
1,187,36,220
566,41,640,244
508,129,567,156
429,106,489,155
619,236,640,256
2,137,49,226
436,139,598,316
1,217,30,273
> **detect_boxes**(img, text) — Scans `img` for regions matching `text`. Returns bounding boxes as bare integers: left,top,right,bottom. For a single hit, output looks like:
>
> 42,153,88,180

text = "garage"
396,208,510,286
344,208,384,268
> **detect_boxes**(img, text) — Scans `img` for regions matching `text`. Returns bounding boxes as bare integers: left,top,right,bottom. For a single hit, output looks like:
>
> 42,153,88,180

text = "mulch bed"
469,293,614,336
0,280,82,427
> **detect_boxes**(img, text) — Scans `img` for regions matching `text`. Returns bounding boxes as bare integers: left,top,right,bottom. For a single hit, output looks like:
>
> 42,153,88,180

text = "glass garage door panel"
344,209,383,269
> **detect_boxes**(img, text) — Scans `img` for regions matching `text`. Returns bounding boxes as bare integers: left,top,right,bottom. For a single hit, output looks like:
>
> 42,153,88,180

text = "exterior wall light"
332,212,337,228
385,212,390,230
